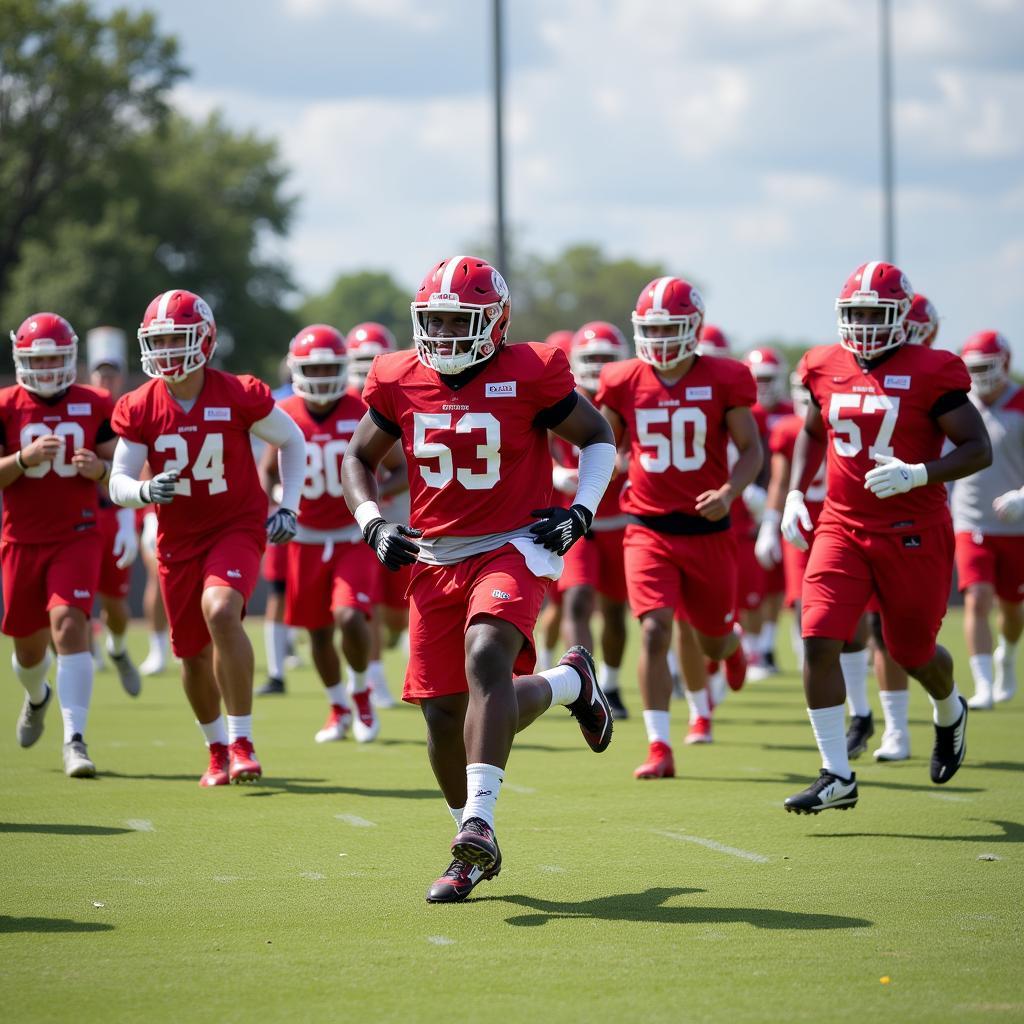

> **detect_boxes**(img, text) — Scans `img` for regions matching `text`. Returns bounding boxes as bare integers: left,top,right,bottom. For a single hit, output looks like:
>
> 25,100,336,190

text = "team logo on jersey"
902,535,922,548
226,569,242,578
486,382,516,398
205,407,231,421
686,386,712,401
491,588,511,600
73,589,92,599
884,375,911,390
67,403,91,416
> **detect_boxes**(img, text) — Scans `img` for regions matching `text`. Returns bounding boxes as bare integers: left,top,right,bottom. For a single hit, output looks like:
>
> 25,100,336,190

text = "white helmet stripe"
440,256,467,295
651,276,673,312
156,290,176,321
860,261,882,296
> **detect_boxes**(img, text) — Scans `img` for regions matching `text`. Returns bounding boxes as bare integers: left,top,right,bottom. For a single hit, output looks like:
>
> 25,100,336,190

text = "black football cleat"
451,816,499,872
426,842,502,903
930,697,968,785
257,677,286,696
784,770,858,814
561,646,613,753
846,712,875,760
606,689,629,721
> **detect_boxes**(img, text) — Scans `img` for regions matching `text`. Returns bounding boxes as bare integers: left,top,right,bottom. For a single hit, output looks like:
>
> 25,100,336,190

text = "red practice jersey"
0,384,114,544
550,435,624,519
112,370,275,561
753,399,794,435
596,355,757,518
770,414,826,514
362,344,576,537
279,391,366,532
799,343,970,533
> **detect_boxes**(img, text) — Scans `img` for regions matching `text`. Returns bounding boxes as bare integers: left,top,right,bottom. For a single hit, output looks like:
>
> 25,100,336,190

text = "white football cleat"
138,652,167,677
16,684,52,748
967,690,993,711
993,644,1017,704
367,668,398,710
349,688,380,742
63,738,96,778
872,730,910,762
315,704,352,743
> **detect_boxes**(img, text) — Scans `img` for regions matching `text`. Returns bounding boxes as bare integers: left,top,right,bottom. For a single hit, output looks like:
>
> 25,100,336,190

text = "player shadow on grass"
0,822,134,836
686,772,984,795
811,819,1024,844
100,771,440,799
0,916,114,933
479,888,872,930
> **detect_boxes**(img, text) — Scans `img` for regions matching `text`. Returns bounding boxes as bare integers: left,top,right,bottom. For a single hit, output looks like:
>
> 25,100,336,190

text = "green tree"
299,271,411,349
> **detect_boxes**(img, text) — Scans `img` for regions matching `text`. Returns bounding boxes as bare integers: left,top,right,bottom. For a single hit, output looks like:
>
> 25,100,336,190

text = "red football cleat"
725,641,747,692
199,742,230,787
634,740,676,779
315,703,352,743
684,716,713,745
228,737,262,783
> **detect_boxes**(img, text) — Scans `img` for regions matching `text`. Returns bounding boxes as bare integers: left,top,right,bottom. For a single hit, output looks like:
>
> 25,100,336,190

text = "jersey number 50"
636,408,707,472
413,412,500,491
154,433,227,495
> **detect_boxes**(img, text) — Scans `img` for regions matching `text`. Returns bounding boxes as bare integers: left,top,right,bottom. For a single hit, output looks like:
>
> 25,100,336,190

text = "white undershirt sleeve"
107,438,150,508
573,441,616,516
250,406,305,513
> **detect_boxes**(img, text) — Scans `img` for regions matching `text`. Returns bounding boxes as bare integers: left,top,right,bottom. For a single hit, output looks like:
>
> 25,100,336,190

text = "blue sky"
96,0,1024,360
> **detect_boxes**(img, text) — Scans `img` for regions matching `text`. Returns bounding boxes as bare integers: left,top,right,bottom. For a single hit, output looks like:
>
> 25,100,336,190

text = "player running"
597,276,763,780
342,256,616,903
782,262,991,814
953,330,1023,709
2,313,117,777
108,289,305,786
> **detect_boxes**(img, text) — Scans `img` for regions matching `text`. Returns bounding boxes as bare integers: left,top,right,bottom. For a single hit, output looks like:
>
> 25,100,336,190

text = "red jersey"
596,355,757,520
799,343,970,532
362,344,576,536
753,399,794,435
111,370,275,561
278,391,366,532
0,384,114,544
550,435,625,520
770,413,826,515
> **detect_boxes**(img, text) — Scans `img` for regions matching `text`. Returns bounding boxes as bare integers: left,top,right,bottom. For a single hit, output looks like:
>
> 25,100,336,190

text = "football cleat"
784,770,858,814
634,740,675,779
199,742,230,787
427,842,502,903
930,697,968,785
966,690,993,711
724,642,747,692
561,645,613,753
606,689,629,720
873,730,910,762
368,672,398,710
684,716,712,745
745,655,771,683
349,688,380,742
315,704,352,743
256,677,286,696
109,650,142,698
451,816,498,872
16,683,51,748
138,651,167,677
228,737,262,783
846,712,875,759
993,644,1017,704
62,736,96,779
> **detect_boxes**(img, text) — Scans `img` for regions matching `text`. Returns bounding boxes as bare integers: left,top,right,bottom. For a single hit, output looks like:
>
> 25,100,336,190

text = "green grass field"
1,609,1022,1023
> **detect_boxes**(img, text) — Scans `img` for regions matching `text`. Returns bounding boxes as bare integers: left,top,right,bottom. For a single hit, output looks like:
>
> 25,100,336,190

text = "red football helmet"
411,255,510,374
632,276,705,369
544,330,575,355
961,330,1011,397
570,321,627,392
835,261,913,359
347,322,396,391
905,293,938,347
10,312,78,396
288,324,349,403
745,346,788,409
697,323,730,357
138,289,217,381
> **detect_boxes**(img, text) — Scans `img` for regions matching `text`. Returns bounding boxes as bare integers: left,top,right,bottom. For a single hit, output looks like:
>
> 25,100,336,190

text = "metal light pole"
491,0,509,278
879,0,896,263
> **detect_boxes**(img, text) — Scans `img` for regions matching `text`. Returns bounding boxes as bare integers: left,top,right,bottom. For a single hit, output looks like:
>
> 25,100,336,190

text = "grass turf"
1,609,1022,1023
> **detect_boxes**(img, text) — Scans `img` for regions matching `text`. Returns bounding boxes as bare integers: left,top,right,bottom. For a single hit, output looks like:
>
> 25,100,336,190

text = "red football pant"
261,541,289,584
557,528,627,603
285,540,378,630
377,560,411,610
955,531,1024,603
97,506,131,600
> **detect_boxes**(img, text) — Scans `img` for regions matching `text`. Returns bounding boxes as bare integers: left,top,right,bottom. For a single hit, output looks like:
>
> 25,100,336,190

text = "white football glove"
781,490,812,552
112,507,139,570
864,453,927,500
993,488,1024,524
141,511,158,555
755,510,782,569
742,484,767,523
551,465,579,495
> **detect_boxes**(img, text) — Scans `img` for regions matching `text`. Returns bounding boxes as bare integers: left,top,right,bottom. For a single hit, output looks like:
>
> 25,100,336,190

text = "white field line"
503,783,536,794
334,814,376,828
652,829,770,863
427,936,455,946
124,819,155,832
927,793,972,803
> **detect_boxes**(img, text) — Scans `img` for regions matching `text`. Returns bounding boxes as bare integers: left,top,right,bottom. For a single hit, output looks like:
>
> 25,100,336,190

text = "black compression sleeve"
534,390,579,429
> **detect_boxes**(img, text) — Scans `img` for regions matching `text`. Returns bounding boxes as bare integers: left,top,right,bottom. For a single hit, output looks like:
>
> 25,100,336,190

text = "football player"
343,256,616,903
108,289,306,786
782,262,990,813
86,327,141,697
1,313,117,777
952,331,1023,709
598,276,763,779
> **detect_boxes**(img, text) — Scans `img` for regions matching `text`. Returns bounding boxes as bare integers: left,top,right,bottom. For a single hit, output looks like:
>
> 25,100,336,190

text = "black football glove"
141,470,179,505
529,504,593,556
266,507,298,545
363,517,422,571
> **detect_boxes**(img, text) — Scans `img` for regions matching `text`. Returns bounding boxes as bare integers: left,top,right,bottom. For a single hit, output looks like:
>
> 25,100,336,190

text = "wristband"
761,508,781,527
15,450,27,472
354,500,383,533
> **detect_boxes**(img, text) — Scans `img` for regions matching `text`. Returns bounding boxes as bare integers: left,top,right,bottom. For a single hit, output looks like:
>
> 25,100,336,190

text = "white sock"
12,650,50,704
761,621,777,657
841,650,871,717
969,654,994,699
366,660,386,685
462,762,503,828
347,669,368,694
227,714,253,742
264,619,287,680
197,716,228,747
879,689,909,735
684,687,710,723
57,652,93,743
148,630,169,660
541,664,581,706
325,682,348,708
600,664,620,693
642,709,671,745
449,805,464,830
106,630,127,657
930,684,964,727
807,704,850,779
538,647,554,672
667,649,680,681
998,639,1017,659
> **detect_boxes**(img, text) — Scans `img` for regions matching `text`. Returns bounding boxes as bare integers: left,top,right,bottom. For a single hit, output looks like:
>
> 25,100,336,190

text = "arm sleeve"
107,437,150,507
930,390,970,419
96,419,116,445
250,406,305,512
534,390,579,429
573,441,616,516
